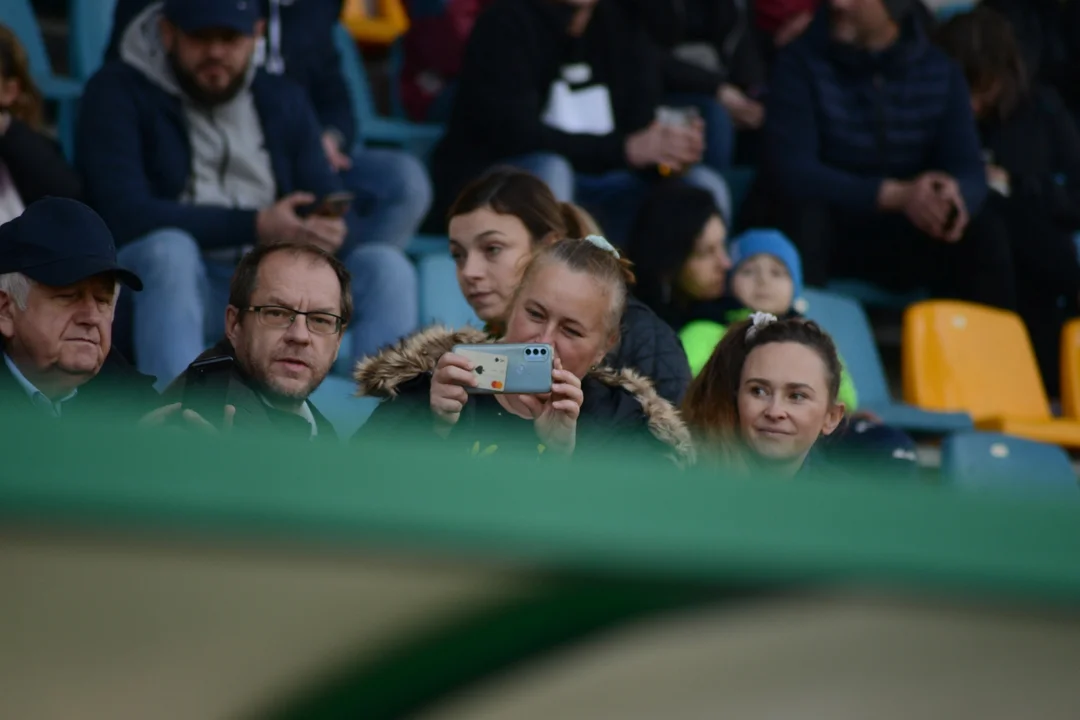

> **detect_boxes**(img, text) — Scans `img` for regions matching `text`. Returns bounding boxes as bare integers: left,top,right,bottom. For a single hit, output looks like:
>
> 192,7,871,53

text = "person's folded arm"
75,68,257,249
661,54,724,96
765,48,885,213
931,62,988,215
458,11,627,174
0,118,82,203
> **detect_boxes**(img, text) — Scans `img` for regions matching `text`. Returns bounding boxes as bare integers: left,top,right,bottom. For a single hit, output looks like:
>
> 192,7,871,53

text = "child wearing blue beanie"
727,228,806,317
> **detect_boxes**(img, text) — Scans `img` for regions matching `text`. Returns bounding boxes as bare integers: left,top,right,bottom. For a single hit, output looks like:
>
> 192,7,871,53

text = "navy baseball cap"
163,0,262,35
0,197,143,291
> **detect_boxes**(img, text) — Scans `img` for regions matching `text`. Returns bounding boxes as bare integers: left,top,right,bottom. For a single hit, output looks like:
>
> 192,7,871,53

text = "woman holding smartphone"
355,236,694,466
441,166,692,405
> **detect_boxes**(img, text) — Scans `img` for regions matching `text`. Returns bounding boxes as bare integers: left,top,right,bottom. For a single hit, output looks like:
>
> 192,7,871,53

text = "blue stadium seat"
332,23,443,158
7,0,82,158
940,431,1078,494
309,374,380,439
802,288,973,434
68,0,118,81
824,279,929,311
416,253,483,329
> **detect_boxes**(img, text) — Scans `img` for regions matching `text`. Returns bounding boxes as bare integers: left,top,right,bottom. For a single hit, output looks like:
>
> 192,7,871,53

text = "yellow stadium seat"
903,301,1080,448
341,0,410,46
1061,319,1080,420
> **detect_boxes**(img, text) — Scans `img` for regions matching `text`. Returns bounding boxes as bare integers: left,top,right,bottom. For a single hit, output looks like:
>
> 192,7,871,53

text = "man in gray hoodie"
76,0,418,390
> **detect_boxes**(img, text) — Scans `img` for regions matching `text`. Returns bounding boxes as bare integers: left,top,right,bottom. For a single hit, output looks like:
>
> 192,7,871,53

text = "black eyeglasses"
247,305,344,335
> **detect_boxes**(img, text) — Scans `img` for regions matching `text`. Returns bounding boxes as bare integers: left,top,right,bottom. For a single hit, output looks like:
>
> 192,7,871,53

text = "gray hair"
0,272,32,310
0,272,122,311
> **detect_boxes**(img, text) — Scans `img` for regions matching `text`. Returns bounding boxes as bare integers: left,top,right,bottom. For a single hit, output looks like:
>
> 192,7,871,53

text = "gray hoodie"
120,4,277,214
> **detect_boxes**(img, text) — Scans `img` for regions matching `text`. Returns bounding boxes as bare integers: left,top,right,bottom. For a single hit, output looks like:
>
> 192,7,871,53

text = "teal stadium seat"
940,431,1078,495
802,288,973,434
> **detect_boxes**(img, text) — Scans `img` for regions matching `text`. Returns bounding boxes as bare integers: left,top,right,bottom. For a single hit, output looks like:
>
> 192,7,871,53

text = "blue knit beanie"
729,228,804,306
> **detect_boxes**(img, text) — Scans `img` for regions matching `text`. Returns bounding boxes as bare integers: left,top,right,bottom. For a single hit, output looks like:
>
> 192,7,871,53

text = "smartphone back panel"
452,343,553,394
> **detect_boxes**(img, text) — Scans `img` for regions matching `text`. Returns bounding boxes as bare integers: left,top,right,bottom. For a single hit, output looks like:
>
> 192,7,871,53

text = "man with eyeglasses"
163,241,350,439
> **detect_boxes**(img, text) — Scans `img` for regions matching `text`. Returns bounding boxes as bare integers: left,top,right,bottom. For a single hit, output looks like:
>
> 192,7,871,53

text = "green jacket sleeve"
679,320,727,377
836,353,859,412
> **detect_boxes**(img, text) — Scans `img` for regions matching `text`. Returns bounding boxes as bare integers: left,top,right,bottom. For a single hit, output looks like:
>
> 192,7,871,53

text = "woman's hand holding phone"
506,357,583,456
430,352,477,429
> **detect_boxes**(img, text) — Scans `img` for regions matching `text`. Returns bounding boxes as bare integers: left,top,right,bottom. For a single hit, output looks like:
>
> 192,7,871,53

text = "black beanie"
882,0,915,22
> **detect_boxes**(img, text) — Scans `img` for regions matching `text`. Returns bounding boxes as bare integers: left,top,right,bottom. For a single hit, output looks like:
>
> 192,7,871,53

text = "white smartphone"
451,343,554,394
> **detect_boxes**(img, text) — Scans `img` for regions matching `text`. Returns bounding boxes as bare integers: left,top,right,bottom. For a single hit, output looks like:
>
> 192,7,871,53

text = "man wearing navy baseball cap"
0,197,157,421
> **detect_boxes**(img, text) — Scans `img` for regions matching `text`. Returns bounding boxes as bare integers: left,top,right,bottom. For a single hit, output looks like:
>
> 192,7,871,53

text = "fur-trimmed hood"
354,326,695,466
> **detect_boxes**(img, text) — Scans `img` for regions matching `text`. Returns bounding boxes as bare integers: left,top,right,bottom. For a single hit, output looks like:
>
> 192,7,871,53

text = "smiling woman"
682,315,845,477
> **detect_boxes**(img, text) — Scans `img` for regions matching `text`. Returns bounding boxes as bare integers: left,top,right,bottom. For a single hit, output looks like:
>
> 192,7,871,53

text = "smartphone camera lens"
540,348,547,355
525,348,533,356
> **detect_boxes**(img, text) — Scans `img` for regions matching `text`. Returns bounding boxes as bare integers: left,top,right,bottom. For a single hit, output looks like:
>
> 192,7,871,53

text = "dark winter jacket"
0,118,81,204
431,0,704,213
0,348,158,425
607,297,691,406
105,0,357,149
76,61,360,249
353,326,695,466
764,5,987,215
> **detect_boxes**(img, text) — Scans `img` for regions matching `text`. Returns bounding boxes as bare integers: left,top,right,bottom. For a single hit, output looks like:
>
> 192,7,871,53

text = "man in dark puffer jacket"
751,0,1016,311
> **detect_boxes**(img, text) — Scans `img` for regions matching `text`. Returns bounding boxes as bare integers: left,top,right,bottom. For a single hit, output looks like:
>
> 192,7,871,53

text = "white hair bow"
745,312,778,341
584,234,620,259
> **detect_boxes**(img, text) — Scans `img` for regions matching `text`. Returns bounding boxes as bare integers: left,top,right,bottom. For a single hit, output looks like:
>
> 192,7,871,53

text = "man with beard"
74,0,417,392
163,242,349,440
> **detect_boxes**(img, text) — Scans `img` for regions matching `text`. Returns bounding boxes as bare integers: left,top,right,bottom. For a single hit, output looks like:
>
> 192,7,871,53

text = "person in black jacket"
429,0,731,248
937,8,1080,397
0,25,81,223
355,236,695,466
104,0,432,253
161,241,352,441
0,198,157,427
981,0,1080,127
441,167,692,405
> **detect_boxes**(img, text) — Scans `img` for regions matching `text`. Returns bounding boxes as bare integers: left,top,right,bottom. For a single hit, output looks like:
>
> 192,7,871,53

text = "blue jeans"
118,229,418,390
340,147,433,249
507,153,732,248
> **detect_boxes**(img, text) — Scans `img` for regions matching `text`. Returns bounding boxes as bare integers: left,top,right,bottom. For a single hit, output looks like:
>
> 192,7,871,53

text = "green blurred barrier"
2,410,1079,719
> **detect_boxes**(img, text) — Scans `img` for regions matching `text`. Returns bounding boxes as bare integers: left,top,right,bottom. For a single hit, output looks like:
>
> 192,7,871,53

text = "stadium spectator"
0,25,81,223
0,198,156,424
743,0,1016,310
355,236,695,466
77,0,417,390
446,167,691,405
981,0,1080,127
428,0,731,247
636,0,769,169
630,186,916,478
937,8,1080,398
105,0,432,252
162,242,347,440
683,314,845,478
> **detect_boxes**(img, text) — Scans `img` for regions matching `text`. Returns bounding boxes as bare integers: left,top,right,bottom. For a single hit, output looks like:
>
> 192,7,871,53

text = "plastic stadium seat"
940,432,1078,494
8,0,82,158
1061,319,1080,420
824,279,929,311
903,301,1080,448
802,289,972,434
416,254,482,329
69,0,118,81
309,374,379,439
333,23,443,158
